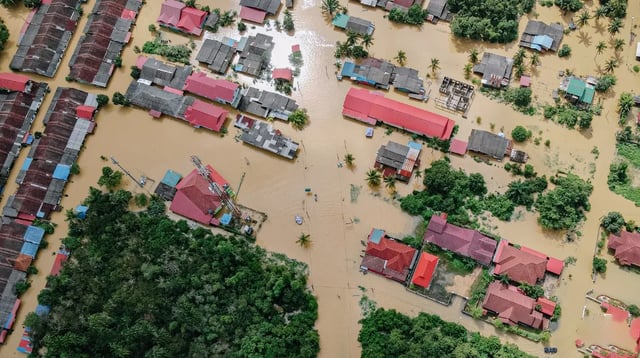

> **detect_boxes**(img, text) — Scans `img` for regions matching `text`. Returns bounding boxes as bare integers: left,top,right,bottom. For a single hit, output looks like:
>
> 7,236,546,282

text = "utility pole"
110,156,145,188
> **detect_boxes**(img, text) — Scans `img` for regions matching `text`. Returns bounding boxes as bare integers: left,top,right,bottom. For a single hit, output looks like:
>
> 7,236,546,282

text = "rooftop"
608,231,640,267
472,52,513,88
361,228,418,283
492,239,548,285
239,0,281,14
169,166,229,225
467,129,512,159
520,20,564,52
482,281,548,330
195,39,235,74
411,252,439,288
183,72,239,104
234,114,299,159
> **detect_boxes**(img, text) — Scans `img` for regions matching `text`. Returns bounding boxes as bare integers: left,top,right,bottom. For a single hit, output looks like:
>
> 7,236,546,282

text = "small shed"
519,75,531,88
161,169,183,187
272,68,293,82
449,138,468,156
75,205,88,219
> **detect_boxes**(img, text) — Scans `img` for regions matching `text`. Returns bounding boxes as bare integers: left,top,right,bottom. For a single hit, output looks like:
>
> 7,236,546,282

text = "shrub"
558,44,572,57
595,75,617,92
237,22,247,32
592,257,607,273
511,125,530,142
96,94,109,107
600,211,626,234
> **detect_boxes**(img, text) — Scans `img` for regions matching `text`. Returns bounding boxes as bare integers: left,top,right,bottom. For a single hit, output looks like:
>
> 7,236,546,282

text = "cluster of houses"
448,129,529,163
361,213,564,331
374,140,422,182
0,78,100,344
338,57,425,97
196,33,279,78
234,115,299,160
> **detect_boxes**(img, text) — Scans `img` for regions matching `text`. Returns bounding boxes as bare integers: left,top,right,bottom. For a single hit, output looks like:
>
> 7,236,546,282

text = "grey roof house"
467,129,512,160
235,34,274,76
473,52,513,88
240,0,281,14
125,81,193,119
196,39,235,74
237,87,298,120
519,21,564,52
138,57,192,89
234,114,299,159
426,0,452,22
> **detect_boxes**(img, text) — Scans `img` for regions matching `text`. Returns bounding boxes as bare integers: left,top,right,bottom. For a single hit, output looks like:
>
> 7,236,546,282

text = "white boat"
295,215,303,225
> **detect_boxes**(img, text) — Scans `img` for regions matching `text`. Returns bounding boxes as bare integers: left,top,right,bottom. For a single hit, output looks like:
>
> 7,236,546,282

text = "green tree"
529,52,540,67
0,0,17,7
148,24,157,33
344,153,355,167
511,125,530,142
23,0,40,8
394,50,407,66
618,92,634,122
297,233,311,248
288,108,309,130
613,38,625,52
468,48,479,64
607,18,622,36
97,166,123,191
628,304,640,317
70,162,80,175
511,88,532,107
604,58,619,73
463,63,473,79
384,175,397,191
112,92,129,106
429,58,440,75
283,9,294,31
535,174,593,230
554,0,583,13
506,180,534,207
576,9,590,27
592,257,607,273
96,94,109,107
608,162,629,187
0,20,9,51
594,6,606,22
366,169,382,186
134,193,148,207
360,33,373,49
595,74,616,92
513,48,527,66
497,274,510,285
345,30,359,47
600,211,626,234
595,41,607,57
558,44,572,57
321,0,340,16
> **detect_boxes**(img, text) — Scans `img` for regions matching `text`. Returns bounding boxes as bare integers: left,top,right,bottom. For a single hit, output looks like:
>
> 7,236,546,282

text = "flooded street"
0,0,639,356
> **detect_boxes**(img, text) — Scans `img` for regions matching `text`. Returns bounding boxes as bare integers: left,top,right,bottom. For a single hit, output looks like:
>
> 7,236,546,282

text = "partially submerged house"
473,53,513,88
519,21,564,52
157,0,208,36
423,214,498,266
137,56,193,90
196,39,236,74
339,58,424,95
68,0,142,87
169,166,230,225
358,0,423,11
559,76,595,109
608,231,640,267
426,0,452,22
183,72,241,107
332,14,375,36
410,252,439,289
360,228,418,283
492,239,563,285
236,87,298,120
342,88,456,140
234,114,299,159
374,140,422,182
235,34,274,76
467,129,512,160
239,0,281,24
10,0,84,77
482,282,549,330
272,68,293,83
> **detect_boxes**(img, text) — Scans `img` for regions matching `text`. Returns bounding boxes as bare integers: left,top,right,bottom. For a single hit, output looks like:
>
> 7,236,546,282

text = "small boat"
365,127,374,137
295,215,303,225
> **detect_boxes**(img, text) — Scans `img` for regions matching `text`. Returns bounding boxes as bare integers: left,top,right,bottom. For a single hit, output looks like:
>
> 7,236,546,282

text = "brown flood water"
1,0,640,357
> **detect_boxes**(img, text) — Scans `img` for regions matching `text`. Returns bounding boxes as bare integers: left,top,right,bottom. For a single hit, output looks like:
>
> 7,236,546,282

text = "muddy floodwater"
1,0,640,357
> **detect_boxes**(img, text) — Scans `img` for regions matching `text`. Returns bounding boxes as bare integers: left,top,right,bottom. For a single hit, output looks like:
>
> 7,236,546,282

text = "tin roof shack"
339,59,393,89
360,228,418,283
68,0,142,87
234,114,299,159
235,34,274,77
136,56,192,90
607,230,640,268
237,87,299,120
472,53,514,88
10,0,84,77
240,0,281,22
467,129,513,160
482,282,549,330
519,21,564,52
374,140,422,182
391,66,424,95
183,72,241,106
196,39,236,74
157,0,208,36
559,76,595,109
0,75,48,189
426,0,452,22
332,14,375,36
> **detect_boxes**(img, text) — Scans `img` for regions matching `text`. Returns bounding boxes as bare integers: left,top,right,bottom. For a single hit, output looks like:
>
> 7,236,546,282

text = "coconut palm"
296,233,311,248
469,48,479,64
576,9,591,27
613,38,625,52
530,52,540,67
414,169,423,179
604,58,619,73
593,6,606,22
463,63,473,79
344,153,355,167
345,30,359,47
365,169,382,186
595,41,607,56
513,48,527,66
321,0,340,16
618,93,634,118
394,50,407,66
428,58,440,75
514,63,525,79
383,175,396,190
608,18,622,36
360,33,373,49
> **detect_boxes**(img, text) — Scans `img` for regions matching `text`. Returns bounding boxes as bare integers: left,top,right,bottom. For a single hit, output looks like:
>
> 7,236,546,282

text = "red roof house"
482,282,548,330
423,214,497,266
169,166,229,225
535,297,556,316
411,252,439,289
176,6,207,36
360,228,418,283
342,88,456,140
449,138,468,156
240,6,267,24
183,72,239,104
608,231,640,267
492,239,547,285
184,100,228,132
0,73,30,92
157,0,185,27
50,251,69,276
272,68,293,82
76,105,95,120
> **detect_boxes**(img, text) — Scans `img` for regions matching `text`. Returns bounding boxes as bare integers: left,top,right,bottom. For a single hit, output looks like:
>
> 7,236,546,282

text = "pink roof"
50,252,69,276
176,6,207,35
449,138,468,155
424,214,497,265
361,229,417,282
608,231,640,267
411,252,438,288
135,55,149,69
121,8,137,20
519,245,564,275
157,0,185,27
163,86,183,95
240,6,267,23
0,73,30,92
482,282,548,330
343,88,455,140
76,105,95,119
272,68,293,82
169,167,228,225
601,302,629,322
393,0,415,7
535,297,556,316
291,44,301,53
183,72,239,103
520,75,531,87
493,239,547,285
184,100,227,132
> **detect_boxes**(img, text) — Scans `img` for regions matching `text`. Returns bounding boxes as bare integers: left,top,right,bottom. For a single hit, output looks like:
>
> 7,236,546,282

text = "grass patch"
616,143,640,168
467,269,494,307
610,184,640,206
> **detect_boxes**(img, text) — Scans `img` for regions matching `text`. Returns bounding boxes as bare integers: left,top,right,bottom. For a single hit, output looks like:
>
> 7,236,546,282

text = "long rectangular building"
342,87,455,140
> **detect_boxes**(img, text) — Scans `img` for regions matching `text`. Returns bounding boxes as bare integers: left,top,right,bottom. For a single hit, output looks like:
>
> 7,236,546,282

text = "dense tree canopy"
29,188,319,358
448,0,533,43
535,174,593,230
359,308,535,358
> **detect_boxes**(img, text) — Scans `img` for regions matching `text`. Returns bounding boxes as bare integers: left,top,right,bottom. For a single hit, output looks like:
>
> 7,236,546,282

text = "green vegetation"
0,19,9,51
535,174,593,230
505,177,548,208
344,153,355,167
601,211,626,234
0,0,16,7
23,0,41,8
70,162,80,176
467,269,494,307
594,74,617,93
629,304,640,317
593,257,608,273
359,306,534,358
607,141,640,205
237,21,247,32
599,0,628,19
321,0,341,17
554,0,583,13
388,4,427,25
206,9,237,32
96,94,109,108
543,104,595,130
518,283,545,299
297,233,311,248
511,125,531,142
334,31,369,59
365,169,382,187
288,108,309,130
618,92,634,124
134,193,148,207
111,92,129,106
283,9,294,31
558,44,572,57
448,0,533,43
142,37,192,65
480,87,535,115
28,188,319,357
424,242,477,275
97,166,123,191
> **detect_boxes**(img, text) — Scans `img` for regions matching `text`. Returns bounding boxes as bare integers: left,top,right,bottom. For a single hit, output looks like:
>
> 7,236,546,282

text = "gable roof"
361,228,417,282
0,73,30,92
176,6,207,35
239,0,280,14
535,297,556,316
183,72,238,103
169,166,228,225
342,88,455,140
157,0,185,27
411,252,439,288
183,100,227,132
608,231,640,267
423,214,497,265
492,239,547,285
195,39,235,74
482,282,547,330
239,6,267,23
272,68,293,82
520,20,564,52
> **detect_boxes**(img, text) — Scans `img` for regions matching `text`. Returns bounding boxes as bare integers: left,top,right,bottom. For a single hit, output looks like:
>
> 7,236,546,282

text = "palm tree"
593,7,606,22
468,48,479,64
463,63,473,79
365,169,382,186
608,18,622,36
429,58,440,75
321,0,340,17
618,93,634,119
360,33,373,49
595,41,607,56
345,30,358,47
530,53,540,67
513,48,527,66
383,175,396,191
613,38,625,52
514,63,525,79
576,9,591,28
604,58,619,73
414,169,423,179
344,153,355,167
394,50,407,66
296,233,311,248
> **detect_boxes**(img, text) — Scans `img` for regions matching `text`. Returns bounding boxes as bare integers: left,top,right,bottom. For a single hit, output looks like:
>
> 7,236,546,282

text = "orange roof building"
360,228,418,283
411,252,438,289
